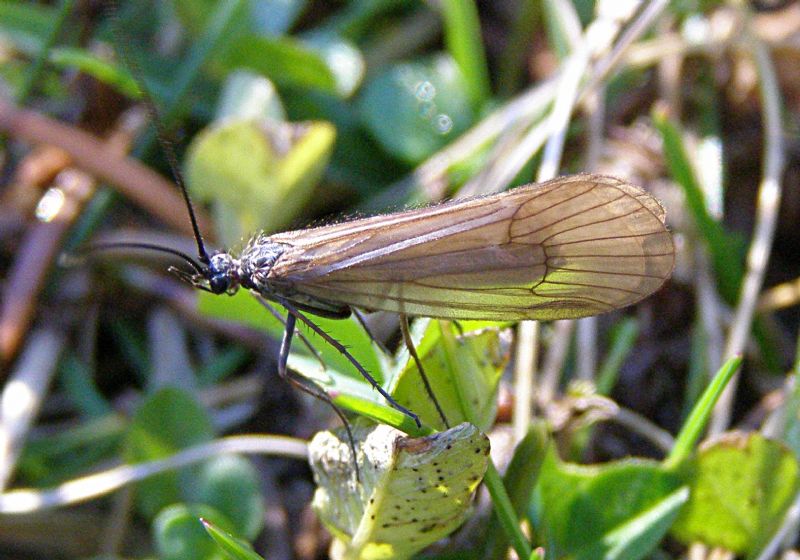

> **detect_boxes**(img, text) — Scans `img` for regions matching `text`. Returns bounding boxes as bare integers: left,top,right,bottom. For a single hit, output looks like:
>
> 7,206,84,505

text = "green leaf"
123,388,215,519
280,88,409,196
358,54,474,164
391,321,510,430
222,34,339,93
536,448,685,559
157,0,249,127
309,422,490,560
573,487,689,560
196,291,410,426
185,118,336,245
671,432,800,555
48,46,140,97
302,32,365,97
214,70,286,122
202,518,266,560
196,455,265,541
154,503,235,560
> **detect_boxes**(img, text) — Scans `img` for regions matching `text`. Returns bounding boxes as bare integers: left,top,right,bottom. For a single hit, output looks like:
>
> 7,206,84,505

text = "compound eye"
208,274,229,294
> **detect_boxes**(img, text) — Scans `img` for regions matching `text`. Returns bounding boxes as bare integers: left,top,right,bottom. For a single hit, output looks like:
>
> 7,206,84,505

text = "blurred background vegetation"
0,0,799,559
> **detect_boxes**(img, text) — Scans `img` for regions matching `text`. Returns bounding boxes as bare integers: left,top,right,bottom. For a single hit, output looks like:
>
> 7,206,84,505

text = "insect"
98,170,674,425
206,173,674,323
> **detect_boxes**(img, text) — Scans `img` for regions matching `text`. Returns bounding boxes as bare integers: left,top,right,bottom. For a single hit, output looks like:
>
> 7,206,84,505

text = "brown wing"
265,174,674,320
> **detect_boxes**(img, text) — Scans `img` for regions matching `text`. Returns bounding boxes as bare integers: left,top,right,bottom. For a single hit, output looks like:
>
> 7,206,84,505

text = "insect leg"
276,312,295,380
257,297,326,369
279,299,422,428
399,315,450,428
276,313,361,481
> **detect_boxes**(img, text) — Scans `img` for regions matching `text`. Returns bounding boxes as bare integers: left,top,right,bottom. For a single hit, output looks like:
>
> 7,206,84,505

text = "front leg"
274,309,361,480
276,313,296,381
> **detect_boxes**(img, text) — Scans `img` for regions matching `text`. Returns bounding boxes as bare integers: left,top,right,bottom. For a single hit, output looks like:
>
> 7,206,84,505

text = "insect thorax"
236,235,289,294
236,235,351,319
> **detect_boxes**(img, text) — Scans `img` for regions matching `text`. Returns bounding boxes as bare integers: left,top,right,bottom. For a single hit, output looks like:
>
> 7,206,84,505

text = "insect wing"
268,174,674,321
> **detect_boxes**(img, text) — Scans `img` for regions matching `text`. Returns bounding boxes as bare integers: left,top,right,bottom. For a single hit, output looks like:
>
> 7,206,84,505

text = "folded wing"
267,174,675,320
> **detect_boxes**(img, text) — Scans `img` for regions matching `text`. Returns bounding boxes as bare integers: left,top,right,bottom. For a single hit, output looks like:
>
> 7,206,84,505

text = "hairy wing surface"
267,174,674,320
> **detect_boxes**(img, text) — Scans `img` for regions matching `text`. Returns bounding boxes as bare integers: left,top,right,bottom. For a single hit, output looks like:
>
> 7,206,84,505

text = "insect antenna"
102,4,395,467
65,241,206,275
105,0,211,267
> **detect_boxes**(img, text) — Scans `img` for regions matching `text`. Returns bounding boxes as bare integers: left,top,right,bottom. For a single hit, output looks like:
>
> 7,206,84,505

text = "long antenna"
106,1,211,266
67,242,206,275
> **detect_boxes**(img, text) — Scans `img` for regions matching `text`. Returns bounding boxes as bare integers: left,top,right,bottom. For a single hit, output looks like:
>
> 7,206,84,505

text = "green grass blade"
596,318,639,395
15,0,76,104
202,518,265,560
652,107,744,305
439,0,491,107
484,423,548,560
332,394,431,438
483,461,533,560
48,46,140,97
665,355,743,468
497,0,540,95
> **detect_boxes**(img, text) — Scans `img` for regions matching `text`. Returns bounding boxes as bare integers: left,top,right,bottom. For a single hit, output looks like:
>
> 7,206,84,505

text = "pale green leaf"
310,422,490,560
